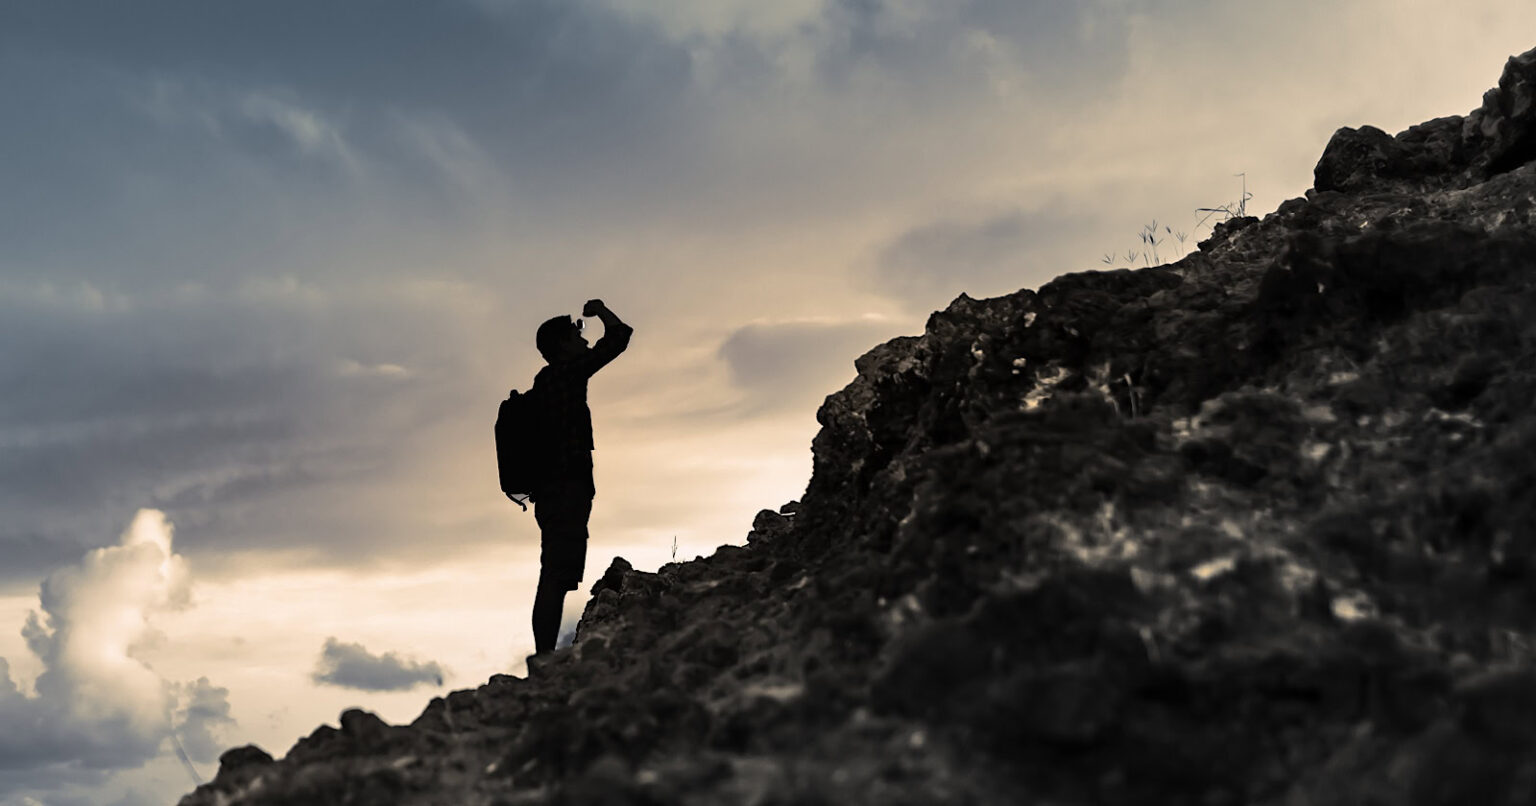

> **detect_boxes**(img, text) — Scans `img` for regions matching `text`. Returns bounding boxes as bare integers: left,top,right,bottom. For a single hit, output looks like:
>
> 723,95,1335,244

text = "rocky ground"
183,47,1536,806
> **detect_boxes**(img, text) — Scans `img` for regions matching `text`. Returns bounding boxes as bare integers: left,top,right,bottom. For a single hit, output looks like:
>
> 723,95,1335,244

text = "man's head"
536,315,588,363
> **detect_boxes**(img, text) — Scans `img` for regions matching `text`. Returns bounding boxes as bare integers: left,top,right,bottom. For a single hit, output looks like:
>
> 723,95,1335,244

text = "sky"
1,1,1533,802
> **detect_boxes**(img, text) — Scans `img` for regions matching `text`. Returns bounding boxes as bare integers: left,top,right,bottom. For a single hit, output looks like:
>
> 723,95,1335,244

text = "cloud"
0,0,698,273
0,775,167,806
337,359,411,379
172,678,236,765
0,276,490,584
806,0,1131,94
0,510,230,795
311,638,446,692
717,319,901,413
873,207,1098,309
237,91,358,167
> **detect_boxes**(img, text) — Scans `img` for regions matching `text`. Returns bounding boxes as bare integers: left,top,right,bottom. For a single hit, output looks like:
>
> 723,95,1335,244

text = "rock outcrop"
182,47,1536,806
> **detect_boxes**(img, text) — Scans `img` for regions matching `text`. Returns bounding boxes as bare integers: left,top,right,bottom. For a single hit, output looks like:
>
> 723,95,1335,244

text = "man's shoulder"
530,365,558,393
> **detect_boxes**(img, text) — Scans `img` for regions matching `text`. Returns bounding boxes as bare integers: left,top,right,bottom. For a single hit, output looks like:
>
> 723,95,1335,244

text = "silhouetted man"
528,298,632,654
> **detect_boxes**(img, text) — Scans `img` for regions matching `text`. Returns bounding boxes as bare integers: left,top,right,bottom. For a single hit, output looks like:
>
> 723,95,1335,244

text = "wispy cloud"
237,90,359,170
717,318,902,414
873,207,1093,309
337,359,411,379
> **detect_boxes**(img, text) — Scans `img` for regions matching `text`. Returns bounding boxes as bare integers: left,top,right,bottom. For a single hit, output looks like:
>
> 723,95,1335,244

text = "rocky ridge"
183,47,1536,805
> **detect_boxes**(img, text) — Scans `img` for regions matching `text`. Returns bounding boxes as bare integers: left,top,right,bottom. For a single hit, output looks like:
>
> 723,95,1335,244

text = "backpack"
495,387,549,511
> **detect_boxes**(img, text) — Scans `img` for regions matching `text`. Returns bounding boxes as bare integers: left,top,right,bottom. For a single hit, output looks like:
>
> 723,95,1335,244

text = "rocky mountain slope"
183,47,1536,806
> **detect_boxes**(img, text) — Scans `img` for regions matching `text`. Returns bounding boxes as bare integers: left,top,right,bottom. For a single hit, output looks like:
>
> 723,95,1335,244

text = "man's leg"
532,490,590,654
531,574,565,654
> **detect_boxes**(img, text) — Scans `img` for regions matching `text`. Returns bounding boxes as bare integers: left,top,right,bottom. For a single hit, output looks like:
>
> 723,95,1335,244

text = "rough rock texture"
183,47,1536,806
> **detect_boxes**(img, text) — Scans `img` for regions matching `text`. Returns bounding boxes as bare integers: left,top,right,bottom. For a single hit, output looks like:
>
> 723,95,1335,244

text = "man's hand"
575,298,631,371
582,298,628,335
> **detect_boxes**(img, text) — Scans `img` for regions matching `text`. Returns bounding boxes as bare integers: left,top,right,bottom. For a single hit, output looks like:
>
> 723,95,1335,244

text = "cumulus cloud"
312,638,446,692
0,510,231,794
172,678,236,765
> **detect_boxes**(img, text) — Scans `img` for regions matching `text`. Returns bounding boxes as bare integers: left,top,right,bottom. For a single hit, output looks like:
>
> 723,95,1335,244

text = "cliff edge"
183,46,1536,806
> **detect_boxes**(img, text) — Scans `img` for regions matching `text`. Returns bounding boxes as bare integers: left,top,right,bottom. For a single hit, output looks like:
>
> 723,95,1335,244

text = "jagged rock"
203,745,275,796
1469,47,1536,175
217,745,274,774
1314,124,1413,192
746,505,796,545
1312,48,1536,194
182,44,1536,806
590,555,632,596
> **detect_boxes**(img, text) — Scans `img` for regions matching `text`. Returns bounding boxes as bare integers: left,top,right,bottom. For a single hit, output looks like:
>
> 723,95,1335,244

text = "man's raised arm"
580,298,632,375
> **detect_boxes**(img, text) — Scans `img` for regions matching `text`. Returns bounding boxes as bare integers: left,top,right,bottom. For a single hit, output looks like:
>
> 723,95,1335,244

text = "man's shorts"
533,491,592,592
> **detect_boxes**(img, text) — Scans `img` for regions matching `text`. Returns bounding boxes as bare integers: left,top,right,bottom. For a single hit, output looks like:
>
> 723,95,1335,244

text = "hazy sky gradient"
2,1,1533,802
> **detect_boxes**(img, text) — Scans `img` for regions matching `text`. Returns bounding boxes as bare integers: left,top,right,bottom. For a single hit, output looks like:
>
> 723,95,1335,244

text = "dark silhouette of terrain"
183,46,1536,806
